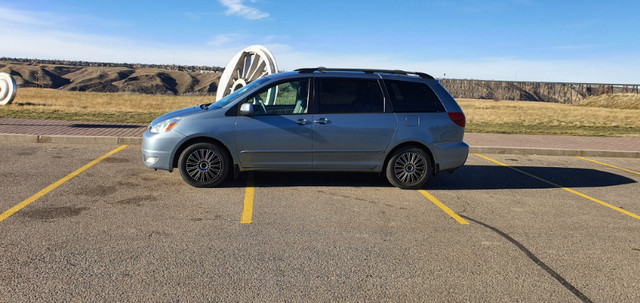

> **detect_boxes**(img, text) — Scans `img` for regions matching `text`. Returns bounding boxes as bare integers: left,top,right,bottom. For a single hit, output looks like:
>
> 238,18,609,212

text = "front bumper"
141,130,187,171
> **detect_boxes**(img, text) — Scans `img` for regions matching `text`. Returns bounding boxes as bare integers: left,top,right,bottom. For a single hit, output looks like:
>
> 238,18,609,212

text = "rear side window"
385,80,445,113
317,78,384,114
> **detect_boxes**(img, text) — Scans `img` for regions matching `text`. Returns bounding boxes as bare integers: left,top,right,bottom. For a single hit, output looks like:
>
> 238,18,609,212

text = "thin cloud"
207,33,250,47
0,7,61,28
219,0,269,20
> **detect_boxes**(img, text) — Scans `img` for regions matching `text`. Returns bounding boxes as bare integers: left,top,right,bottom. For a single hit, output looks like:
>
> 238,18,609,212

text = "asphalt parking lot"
1,142,639,302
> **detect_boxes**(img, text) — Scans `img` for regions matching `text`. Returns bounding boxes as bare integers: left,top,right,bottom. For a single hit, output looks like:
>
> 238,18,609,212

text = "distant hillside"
2,58,638,103
439,79,639,104
0,59,222,95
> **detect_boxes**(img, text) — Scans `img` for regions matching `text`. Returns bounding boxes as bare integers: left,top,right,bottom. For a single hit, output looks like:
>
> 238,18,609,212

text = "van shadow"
223,172,391,188
220,165,636,189
428,165,636,190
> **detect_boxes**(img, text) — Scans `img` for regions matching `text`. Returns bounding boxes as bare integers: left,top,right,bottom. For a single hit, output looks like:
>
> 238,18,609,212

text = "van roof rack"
295,67,434,80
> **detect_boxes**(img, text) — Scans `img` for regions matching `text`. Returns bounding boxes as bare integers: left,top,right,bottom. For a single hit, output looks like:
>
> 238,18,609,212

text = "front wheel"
178,142,229,188
385,147,431,189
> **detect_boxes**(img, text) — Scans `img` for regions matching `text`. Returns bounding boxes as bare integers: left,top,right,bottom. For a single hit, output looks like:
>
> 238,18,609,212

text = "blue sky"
1,0,638,83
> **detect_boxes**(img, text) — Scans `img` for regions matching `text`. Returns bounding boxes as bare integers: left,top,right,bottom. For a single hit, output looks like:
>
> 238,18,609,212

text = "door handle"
295,118,309,125
314,118,329,124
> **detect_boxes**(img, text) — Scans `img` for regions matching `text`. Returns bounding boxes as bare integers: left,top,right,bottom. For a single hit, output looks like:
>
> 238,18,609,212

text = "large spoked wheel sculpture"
0,73,17,105
216,45,278,101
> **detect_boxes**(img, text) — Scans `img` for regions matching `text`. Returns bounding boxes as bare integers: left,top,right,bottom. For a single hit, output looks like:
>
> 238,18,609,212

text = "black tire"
385,147,431,189
178,142,229,188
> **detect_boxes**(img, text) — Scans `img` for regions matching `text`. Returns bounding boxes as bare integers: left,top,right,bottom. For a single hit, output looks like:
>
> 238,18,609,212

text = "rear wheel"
385,147,431,189
178,143,229,187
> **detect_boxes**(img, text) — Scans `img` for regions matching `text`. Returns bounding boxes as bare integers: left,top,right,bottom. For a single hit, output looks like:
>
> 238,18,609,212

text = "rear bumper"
432,141,469,171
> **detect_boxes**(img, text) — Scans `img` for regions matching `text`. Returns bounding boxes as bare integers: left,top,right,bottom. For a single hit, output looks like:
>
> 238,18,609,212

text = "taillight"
448,112,466,127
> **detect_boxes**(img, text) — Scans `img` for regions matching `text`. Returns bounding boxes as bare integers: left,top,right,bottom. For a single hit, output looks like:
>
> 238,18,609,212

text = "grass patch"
458,97,639,137
465,122,639,137
3,88,211,123
575,94,640,110
2,88,639,137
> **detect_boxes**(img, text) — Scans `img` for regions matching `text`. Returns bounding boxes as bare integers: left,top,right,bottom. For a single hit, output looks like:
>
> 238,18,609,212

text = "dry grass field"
574,93,640,109
459,94,640,136
1,88,639,137
1,88,210,123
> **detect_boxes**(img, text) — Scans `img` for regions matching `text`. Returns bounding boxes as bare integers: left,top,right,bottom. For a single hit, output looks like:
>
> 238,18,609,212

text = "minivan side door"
235,78,313,169
311,76,397,170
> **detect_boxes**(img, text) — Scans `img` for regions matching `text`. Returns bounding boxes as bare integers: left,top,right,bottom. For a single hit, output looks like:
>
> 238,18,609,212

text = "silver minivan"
142,68,468,189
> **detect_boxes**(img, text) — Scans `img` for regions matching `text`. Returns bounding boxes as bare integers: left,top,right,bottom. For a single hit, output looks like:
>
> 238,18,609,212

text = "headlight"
149,117,181,133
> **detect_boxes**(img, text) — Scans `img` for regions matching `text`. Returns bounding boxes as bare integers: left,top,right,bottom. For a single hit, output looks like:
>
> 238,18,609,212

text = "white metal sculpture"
216,45,278,101
0,73,17,105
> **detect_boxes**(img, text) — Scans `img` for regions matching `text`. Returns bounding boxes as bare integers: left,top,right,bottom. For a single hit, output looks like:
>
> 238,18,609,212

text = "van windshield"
208,77,271,109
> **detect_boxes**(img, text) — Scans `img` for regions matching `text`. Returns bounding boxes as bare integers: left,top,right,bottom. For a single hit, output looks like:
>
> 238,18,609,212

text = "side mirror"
239,103,254,116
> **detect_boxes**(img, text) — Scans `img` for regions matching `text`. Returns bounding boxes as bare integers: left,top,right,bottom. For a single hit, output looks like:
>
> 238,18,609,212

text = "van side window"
247,79,309,115
385,80,445,113
317,78,384,114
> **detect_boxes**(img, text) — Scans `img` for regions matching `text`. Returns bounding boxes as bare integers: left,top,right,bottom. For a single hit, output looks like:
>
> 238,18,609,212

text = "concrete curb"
1,133,638,158
469,146,640,158
0,134,143,145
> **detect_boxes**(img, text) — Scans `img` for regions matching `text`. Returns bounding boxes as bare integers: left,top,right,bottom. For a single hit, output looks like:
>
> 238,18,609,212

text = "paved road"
1,143,638,302
1,117,639,158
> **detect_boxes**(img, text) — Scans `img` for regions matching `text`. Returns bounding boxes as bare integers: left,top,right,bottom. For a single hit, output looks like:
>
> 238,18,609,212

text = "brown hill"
2,59,637,103
440,79,639,103
0,61,220,95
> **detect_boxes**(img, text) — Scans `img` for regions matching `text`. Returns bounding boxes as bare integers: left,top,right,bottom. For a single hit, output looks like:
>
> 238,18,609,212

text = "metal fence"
440,79,640,104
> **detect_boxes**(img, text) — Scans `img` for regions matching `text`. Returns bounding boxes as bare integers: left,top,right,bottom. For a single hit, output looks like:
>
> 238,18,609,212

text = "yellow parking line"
419,190,469,225
0,145,128,223
577,156,640,176
475,153,640,221
240,173,255,224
